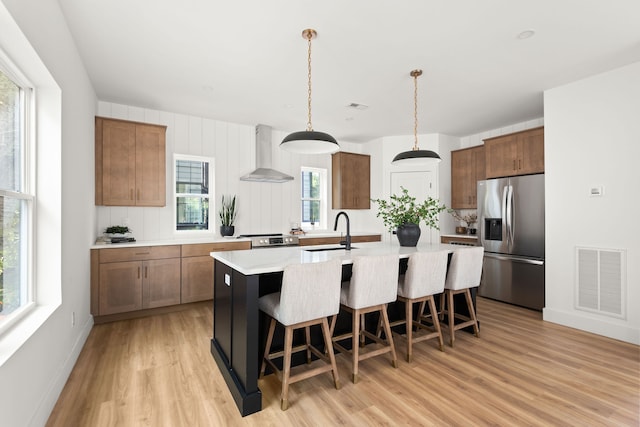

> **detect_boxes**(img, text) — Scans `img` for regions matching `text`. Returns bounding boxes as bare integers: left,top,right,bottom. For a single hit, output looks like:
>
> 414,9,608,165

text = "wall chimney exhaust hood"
240,124,294,183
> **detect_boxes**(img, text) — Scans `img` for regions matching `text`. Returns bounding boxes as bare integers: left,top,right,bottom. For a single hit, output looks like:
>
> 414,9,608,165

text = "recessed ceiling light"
517,29,536,40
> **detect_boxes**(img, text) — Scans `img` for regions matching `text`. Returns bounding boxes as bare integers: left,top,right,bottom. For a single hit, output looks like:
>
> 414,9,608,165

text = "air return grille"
576,247,626,318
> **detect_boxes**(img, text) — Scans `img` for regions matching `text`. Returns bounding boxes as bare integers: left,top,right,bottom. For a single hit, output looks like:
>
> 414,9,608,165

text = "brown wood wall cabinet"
484,126,544,178
332,152,370,209
91,240,250,322
95,116,167,206
451,145,485,209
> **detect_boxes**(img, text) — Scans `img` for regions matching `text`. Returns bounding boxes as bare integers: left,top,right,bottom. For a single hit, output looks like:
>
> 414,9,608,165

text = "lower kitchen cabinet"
94,245,181,316
91,241,251,321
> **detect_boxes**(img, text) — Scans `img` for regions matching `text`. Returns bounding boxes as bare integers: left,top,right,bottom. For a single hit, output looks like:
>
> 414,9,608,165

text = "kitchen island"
209,241,470,416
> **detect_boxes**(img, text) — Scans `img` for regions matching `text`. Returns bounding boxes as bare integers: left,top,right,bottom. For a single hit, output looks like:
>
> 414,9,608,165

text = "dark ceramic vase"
396,223,421,247
220,225,235,237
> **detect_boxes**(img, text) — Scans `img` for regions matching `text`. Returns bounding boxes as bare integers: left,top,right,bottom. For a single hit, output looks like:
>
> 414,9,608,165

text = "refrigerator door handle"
484,252,544,265
507,184,514,247
502,185,509,241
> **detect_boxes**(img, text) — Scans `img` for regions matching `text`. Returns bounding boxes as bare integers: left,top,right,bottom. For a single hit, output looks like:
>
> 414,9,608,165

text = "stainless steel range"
238,233,299,248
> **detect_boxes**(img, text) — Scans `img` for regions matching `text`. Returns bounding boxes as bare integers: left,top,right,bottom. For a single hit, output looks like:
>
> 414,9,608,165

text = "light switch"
589,186,604,197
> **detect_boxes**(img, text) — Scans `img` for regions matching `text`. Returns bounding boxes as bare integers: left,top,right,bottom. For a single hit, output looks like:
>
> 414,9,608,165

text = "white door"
390,171,437,244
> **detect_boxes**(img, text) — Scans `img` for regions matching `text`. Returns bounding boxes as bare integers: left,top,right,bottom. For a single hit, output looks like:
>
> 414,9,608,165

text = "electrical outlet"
71,311,76,327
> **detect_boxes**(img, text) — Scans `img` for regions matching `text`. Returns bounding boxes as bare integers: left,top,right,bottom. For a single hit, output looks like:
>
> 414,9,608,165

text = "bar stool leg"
261,318,276,377
305,326,312,363
447,290,456,347
464,289,480,338
281,325,294,411
405,299,414,363
380,304,398,368
427,296,444,351
321,317,341,390
352,309,361,383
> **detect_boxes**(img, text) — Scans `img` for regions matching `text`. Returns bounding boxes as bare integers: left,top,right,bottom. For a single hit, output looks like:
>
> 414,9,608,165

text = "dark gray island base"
210,243,476,416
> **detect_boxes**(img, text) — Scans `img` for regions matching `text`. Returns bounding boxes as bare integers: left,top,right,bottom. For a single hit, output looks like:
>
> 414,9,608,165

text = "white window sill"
0,303,59,367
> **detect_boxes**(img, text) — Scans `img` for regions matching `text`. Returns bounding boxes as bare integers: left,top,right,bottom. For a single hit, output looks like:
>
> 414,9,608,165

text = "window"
0,65,34,330
301,167,327,229
174,155,214,232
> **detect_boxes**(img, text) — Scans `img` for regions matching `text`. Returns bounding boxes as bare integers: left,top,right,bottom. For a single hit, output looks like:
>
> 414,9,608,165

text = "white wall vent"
575,247,626,319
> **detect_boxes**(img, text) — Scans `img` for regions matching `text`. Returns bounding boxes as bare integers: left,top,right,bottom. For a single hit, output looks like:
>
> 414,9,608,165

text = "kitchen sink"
303,246,358,252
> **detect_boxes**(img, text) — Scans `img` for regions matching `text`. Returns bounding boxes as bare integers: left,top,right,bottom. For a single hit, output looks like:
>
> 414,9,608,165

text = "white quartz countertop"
91,236,250,249
441,234,478,239
210,241,461,275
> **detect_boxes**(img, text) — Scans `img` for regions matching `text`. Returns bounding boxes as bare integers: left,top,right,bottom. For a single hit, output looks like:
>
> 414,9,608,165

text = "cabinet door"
99,261,142,315
181,256,214,303
135,124,166,207
451,149,472,208
471,145,486,205
518,127,544,175
142,258,181,309
332,152,370,209
485,135,517,178
100,119,137,206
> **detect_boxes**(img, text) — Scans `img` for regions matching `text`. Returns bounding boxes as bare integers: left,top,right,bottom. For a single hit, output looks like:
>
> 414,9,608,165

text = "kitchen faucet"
333,211,351,250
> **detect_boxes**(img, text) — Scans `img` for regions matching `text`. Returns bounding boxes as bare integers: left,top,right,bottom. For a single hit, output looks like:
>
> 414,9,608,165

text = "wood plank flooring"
47,298,640,426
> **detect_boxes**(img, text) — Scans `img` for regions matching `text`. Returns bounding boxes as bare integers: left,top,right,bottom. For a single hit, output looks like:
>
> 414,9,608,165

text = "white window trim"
173,153,215,235
300,166,327,230
0,52,36,336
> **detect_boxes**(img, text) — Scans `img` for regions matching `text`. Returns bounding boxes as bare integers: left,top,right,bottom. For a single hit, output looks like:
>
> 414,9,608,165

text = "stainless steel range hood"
240,124,294,183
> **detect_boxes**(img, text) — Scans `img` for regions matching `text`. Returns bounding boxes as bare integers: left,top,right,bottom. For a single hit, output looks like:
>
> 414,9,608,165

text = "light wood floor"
47,298,640,426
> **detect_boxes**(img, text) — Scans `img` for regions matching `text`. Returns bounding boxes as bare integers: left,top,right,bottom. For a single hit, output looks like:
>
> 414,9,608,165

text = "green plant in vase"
219,195,237,236
371,187,446,246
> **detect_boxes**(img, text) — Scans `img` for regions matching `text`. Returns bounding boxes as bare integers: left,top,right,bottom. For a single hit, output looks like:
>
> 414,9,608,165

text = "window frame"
0,54,36,335
300,166,327,230
173,154,215,234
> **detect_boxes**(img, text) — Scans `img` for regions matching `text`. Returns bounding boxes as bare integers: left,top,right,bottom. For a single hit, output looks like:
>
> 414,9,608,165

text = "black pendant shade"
280,130,340,154
392,148,441,165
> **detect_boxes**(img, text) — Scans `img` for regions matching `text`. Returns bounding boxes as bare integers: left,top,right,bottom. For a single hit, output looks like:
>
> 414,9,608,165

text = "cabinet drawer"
99,245,181,263
181,241,251,257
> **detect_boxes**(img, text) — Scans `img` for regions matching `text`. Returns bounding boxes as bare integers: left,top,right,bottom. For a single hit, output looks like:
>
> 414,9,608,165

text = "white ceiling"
58,0,640,142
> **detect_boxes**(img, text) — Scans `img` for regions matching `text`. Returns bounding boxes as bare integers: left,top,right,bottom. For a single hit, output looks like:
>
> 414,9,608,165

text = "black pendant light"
392,69,441,165
280,29,339,154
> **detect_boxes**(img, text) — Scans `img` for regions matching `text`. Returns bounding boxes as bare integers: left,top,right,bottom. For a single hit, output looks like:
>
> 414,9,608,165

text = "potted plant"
371,187,447,246
219,194,237,236
104,225,131,237
449,210,478,235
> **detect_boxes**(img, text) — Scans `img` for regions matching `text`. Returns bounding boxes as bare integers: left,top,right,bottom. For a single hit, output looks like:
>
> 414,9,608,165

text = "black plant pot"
396,223,421,247
220,225,235,237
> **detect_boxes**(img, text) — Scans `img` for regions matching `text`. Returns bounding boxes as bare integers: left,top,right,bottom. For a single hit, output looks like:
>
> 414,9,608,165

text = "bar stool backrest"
401,251,448,299
445,247,485,291
279,258,343,325
344,254,399,309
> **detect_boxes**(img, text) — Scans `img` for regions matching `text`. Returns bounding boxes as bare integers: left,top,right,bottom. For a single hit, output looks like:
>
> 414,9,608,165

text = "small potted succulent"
371,187,446,246
219,195,237,237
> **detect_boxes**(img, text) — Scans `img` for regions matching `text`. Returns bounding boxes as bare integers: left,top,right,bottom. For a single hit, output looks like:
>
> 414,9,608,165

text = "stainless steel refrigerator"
477,174,545,310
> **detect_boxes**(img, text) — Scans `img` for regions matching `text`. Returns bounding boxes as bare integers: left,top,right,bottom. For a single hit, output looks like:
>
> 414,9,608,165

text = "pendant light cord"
306,31,313,132
412,70,420,151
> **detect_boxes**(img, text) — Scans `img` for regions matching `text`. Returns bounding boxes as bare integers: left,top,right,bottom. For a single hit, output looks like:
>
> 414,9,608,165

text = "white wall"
96,102,368,239
0,0,97,426
543,61,640,344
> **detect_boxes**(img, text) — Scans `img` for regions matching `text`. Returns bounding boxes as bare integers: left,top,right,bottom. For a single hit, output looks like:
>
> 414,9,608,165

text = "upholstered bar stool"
330,254,399,383
440,247,484,347
390,250,448,362
259,258,343,410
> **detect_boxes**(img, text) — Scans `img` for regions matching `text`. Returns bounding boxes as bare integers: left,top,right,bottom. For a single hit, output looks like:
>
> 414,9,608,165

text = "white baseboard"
543,307,639,345
29,315,94,427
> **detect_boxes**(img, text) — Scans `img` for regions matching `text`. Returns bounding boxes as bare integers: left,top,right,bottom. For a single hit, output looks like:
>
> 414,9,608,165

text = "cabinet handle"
144,266,148,279
519,159,522,169
137,189,140,200
137,267,141,279
135,252,150,255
